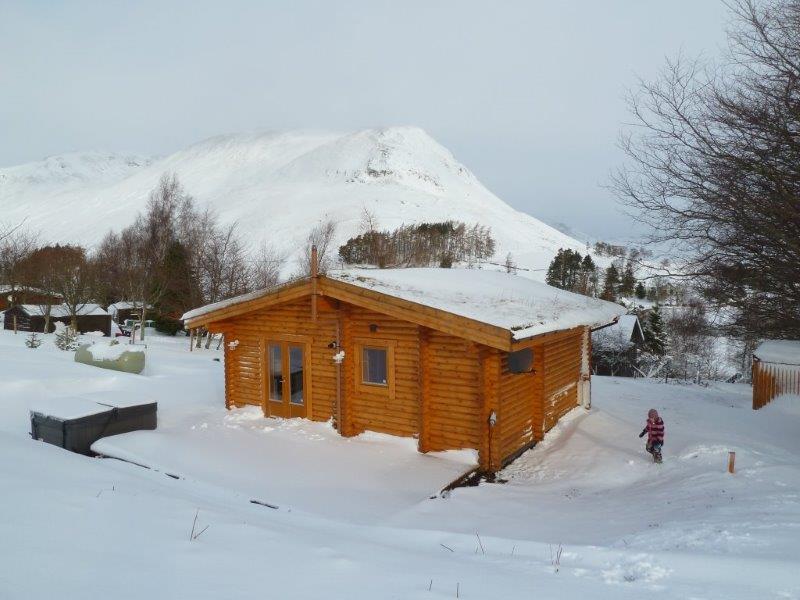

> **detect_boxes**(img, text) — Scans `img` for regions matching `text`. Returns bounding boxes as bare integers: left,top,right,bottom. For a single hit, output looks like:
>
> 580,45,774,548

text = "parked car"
120,318,155,336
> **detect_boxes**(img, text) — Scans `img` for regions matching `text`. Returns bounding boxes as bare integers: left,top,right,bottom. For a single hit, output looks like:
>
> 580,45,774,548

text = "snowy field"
1,329,799,599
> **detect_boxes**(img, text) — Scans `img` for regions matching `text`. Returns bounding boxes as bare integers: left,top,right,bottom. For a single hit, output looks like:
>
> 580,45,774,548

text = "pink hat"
648,409,659,419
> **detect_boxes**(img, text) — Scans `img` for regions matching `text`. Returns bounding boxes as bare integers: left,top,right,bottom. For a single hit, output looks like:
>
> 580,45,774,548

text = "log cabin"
183,257,624,472
3,303,113,337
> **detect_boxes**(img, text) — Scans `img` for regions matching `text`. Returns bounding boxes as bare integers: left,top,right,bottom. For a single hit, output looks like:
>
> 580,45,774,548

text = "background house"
752,340,800,409
107,301,152,324
591,314,645,377
0,285,63,311
183,266,624,472
3,303,113,337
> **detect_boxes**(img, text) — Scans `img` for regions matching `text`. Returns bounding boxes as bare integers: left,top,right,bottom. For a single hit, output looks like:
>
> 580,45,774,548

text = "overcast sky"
0,1,730,241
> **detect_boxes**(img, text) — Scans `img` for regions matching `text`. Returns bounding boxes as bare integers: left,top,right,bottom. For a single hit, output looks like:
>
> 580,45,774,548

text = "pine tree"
54,325,79,351
579,254,597,296
644,304,667,356
619,262,636,297
25,332,42,349
601,264,620,301
635,281,646,299
546,248,584,292
504,252,517,274
546,249,568,289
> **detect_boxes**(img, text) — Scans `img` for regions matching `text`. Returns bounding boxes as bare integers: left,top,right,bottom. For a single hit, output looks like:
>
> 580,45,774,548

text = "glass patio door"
266,341,306,418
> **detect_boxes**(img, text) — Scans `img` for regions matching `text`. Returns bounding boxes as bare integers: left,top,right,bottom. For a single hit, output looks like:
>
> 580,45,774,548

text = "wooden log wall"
219,297,488,447
222,297,339,421
497,344,544,463
424,331,482,452
752,360,800,409
345,308,420,437
542,331,583,433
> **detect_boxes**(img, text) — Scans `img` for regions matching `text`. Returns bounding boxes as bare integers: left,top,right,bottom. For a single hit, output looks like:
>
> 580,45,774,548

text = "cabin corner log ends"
187,276,601,472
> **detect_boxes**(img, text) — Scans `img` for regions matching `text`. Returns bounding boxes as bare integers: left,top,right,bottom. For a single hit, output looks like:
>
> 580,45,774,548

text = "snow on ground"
1,328,799,598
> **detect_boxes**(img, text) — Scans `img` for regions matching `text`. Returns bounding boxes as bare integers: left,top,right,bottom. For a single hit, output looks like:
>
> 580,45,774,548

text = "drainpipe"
335,320,342,434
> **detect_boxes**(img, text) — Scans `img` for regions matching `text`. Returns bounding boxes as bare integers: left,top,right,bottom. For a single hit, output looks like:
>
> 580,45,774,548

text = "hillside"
0,127,588,279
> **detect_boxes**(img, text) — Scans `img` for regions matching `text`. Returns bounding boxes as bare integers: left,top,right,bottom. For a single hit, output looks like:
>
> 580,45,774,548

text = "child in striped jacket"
639,408,665,463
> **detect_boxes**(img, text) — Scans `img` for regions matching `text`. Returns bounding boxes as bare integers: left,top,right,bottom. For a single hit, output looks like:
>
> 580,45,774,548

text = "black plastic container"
95,397,157,435
30,398,116,455
30,394,158,456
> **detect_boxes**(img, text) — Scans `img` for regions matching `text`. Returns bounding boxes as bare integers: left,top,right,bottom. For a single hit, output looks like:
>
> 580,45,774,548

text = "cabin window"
508,348,534,373
362,347,388,386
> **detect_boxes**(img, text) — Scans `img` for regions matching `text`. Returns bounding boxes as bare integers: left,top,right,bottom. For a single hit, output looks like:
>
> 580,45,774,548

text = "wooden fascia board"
509,325,587,350
318,277,512,350
183,280,313,328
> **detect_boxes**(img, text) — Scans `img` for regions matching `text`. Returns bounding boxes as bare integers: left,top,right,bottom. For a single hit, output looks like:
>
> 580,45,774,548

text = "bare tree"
0,228,38,299
48,246,97,331
250,241,285,290
126,173,195,340
200,222,250,304
613,0,800,339
298,219,337,275
17,245,68,333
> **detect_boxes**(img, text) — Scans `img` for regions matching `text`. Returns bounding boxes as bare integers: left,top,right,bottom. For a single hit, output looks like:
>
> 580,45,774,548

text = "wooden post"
189,327,194,351
13,314,17,334
311,245,318,322
339,305,354,437
728,451,736,474
478,346,501,473
418,327,432,453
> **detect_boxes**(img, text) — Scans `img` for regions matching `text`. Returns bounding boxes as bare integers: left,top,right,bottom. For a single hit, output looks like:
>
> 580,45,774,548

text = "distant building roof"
0,284,62,298
107,301,152,313
16,303,109,317
592,314,645,349
754,340,800,366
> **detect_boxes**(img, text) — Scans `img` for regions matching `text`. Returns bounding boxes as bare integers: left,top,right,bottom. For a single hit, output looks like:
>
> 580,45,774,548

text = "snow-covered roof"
17,303,109,317
0,284,61,297
330,268,625,339
754,340,800,366
183,268,625,342
593,314,643,343
107,301,152,312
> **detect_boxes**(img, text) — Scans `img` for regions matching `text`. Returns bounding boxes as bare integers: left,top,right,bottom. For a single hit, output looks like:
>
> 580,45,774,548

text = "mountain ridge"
0,127,589,280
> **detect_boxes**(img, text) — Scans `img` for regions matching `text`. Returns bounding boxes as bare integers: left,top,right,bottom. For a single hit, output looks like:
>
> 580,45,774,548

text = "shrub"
154,316,184,336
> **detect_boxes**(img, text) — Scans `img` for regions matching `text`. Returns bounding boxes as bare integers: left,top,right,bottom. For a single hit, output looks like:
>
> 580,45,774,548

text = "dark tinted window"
508,348,533,373
362,347,388,385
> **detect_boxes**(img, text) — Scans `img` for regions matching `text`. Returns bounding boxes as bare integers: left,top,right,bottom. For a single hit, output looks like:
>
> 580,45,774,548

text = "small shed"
752,340,800,409
107,301,152,324
182,266,624,472
3,303,113,337
591,314,646,376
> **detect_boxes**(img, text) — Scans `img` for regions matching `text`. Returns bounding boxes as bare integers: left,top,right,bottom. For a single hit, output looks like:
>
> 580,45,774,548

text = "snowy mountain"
0,127,589,279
